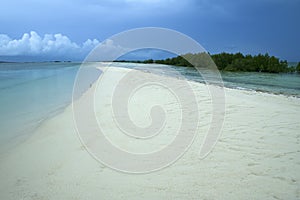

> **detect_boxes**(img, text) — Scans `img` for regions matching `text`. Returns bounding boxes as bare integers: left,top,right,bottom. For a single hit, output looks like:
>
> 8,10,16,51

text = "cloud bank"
0,31,174,62
0,31,100,60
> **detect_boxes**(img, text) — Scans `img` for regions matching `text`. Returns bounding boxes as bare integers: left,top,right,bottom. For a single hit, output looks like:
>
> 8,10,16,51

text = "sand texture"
0,66,299,200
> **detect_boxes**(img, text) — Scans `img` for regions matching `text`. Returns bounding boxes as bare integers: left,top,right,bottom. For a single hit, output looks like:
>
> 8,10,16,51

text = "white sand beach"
0,66,299,199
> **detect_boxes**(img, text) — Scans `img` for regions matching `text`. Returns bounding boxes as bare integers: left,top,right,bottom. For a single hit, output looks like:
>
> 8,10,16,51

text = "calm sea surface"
0,62,80,149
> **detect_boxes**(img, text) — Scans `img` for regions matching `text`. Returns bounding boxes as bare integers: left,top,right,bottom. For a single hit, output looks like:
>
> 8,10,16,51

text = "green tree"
296,62,300,73
136,52,291,73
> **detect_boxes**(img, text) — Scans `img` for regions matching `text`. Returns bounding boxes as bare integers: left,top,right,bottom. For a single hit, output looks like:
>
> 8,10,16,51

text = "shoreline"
0,65,299,199
108,62,300,98
1,63,298,157
2,64,298,156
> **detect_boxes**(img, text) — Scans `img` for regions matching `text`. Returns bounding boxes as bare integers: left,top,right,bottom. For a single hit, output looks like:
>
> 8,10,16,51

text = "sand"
0,66,299,200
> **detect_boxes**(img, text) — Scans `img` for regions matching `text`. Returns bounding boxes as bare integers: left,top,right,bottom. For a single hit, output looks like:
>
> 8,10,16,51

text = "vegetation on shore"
116,52,300,73
297,62,300,73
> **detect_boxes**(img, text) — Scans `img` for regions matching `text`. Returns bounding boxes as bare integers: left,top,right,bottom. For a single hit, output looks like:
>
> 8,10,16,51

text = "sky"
0,0,299,61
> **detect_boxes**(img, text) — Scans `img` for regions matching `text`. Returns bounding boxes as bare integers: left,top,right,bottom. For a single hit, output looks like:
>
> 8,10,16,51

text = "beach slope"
0,66,299,199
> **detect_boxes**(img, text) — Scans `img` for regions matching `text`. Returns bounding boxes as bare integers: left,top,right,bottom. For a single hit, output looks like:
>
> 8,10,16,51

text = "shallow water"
112,62,300,97
172,65,300,97
0,62,80,148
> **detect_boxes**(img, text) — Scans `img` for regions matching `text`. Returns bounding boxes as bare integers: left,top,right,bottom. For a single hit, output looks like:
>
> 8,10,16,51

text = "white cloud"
84,39,130,61
0,31,100,60
82,38,100,51
0,31,173,61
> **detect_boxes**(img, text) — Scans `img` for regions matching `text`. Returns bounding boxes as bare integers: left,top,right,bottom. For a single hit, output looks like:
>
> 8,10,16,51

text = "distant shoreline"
1,52,300,74
114,52,300,74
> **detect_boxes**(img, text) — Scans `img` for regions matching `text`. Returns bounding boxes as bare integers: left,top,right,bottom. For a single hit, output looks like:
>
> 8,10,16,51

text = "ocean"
0,62,299,151
0,62,80,150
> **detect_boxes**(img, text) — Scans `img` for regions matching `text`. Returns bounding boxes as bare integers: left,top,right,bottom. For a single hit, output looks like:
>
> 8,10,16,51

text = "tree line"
210,52,299,73
117,52,300,73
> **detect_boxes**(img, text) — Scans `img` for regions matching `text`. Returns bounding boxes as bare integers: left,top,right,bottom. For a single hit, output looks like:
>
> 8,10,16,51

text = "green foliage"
143,59,154,64
115,52,294,73
163,52,292,73
297,62,300,73
155,55,193,67
212,53,292,73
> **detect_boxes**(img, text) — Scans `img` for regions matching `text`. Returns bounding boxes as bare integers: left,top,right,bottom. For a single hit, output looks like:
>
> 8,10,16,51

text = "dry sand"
0,66,299,200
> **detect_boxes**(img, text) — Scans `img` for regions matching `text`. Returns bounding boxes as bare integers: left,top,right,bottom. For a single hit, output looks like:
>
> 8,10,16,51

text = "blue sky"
0,0,299,61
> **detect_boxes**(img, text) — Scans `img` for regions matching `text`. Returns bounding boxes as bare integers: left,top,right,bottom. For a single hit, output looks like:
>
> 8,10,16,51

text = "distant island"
116,52,300,73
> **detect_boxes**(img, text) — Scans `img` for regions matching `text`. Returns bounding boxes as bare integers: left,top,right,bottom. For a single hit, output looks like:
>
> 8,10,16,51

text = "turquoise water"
0,62,299,150
0,62,80,148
